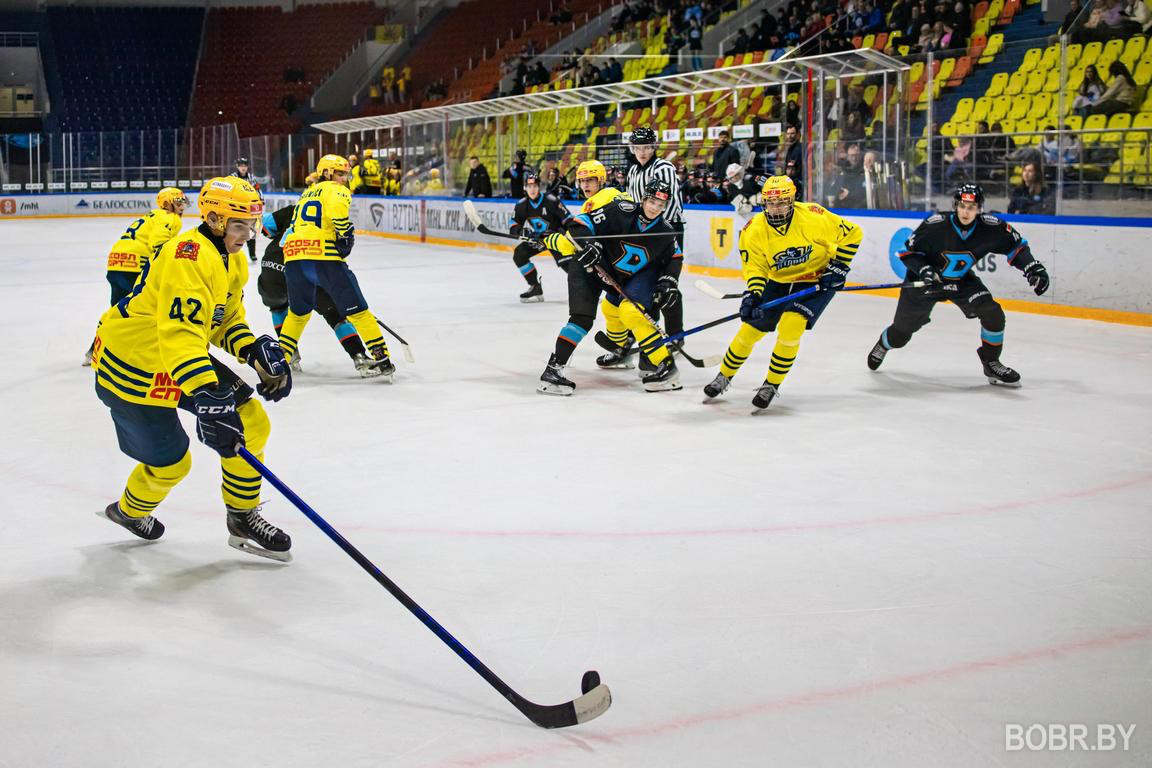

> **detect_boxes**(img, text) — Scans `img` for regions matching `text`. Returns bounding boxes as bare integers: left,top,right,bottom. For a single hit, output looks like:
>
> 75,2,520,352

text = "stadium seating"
190,2,389,136
47,6,202,132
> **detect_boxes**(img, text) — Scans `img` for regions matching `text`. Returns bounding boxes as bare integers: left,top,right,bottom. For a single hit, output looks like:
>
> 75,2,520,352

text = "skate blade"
520,295,545,303
358,368,395,382
987,377,1022,388
597,361,636,370
228,536,292,563
644,380,682,392
537,383,574,396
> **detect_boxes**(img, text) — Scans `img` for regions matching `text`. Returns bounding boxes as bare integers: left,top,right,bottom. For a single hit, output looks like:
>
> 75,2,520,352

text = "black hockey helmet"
953,183,984,208
630,125,658,146
235,156,249,167
642,177,673,206
523,171,540,185
515,148,527,160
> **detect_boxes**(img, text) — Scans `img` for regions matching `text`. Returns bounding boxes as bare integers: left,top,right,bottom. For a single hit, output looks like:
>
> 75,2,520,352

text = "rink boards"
3,190,1150,321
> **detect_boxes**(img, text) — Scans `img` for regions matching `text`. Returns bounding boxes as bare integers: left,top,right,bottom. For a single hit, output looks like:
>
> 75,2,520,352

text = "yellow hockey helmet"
574,159,607,184
761,175,797,226
362,148,374,158
316,154,351,176
428,167,441,178
156,186,188,212
198,177,264,227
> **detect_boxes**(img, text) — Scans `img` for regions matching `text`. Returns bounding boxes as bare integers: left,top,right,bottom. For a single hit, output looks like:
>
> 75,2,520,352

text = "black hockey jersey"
509,193,570,238
901,212,1035,280
567,197,683,283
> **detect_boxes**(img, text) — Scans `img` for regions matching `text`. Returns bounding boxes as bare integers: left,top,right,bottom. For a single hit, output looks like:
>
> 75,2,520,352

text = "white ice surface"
1,217,1150,768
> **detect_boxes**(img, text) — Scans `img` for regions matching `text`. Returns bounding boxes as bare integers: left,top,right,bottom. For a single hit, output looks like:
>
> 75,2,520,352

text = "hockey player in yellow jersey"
92,177,295,561
702,175,862,411
352,148,383,195
278,154,396,380
83,187,189,366
572,159,627,214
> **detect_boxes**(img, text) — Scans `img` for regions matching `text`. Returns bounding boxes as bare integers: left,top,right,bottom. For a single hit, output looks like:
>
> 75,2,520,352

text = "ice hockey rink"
1,216,1149,768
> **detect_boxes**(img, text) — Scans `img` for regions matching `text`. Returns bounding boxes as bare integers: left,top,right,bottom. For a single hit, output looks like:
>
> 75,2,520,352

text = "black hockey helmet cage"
524,171,541,185
953,183,985,208
630,125,658,146
235,157,249,167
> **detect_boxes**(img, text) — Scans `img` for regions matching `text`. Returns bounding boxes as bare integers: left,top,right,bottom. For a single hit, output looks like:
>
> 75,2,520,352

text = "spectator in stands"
863,2,886,32
545,166,572,198
730,27,750,55
1072,64,1106,115
904,5,924,38
1041,125,1081,168
974,120,1004,184
779,124,805,198
833,142,867,207
841,112,866,144
1007,161,1055,214
710,130,742,176
943,136,974,183
424,168,445,193
749,20,770,51
682,167,705,201
464,156,493,197
784,100,802,128
695,172,728,203
504,149,530,197
551,3,573,24
915,22,933,51
684,2,705,26
1126,0,1152,32
688,17,705,70
1060,0,1084,34
1090,61,1139,116
949,1,972,46
889,0,911,37
607,58,624,83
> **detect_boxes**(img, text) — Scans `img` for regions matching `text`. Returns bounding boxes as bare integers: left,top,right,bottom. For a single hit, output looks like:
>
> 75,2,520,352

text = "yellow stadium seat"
1018,48,1042,71
1025,70,1045,93
1029,92,1053,120
986,72,1009,97
1108,112,1133,130
1004,71,1026,96
954,97,974,122
1039,44,1060,70
1016,117,1038,142
1081,41,1102,67
990,95,1011,121
980,32,1004,63
972,96,992,121
1008,95,1031,120
1065,114,1083,131
909,60,925,83
1043,70,1061,92
1000,118,1016,133
1135,59,1152,84
1066,43,1083,67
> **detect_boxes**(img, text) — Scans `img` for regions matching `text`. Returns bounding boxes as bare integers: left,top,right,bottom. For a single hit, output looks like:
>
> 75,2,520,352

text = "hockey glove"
334,232,355,258
243,334,292,402
739,290,765,322
191,385,244,458
651,276,681,310
819,259,851,291
1023,261,1050,296
731,194,754,218
576,241,603,272
916,265,946,298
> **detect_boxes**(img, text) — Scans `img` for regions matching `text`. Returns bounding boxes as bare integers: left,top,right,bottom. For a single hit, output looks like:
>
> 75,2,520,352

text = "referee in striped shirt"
626,125,685,335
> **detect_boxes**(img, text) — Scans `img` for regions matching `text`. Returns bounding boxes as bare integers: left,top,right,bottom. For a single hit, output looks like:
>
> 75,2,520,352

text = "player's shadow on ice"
865,370,1026,396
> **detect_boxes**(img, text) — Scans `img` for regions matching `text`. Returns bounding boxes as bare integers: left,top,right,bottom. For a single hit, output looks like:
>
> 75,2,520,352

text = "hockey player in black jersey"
537,178,684,395
509,172,571,302
257,204,376,377
867,184,1051,386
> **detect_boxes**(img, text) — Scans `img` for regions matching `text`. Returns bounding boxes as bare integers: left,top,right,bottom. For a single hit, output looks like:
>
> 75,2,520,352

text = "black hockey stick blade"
513,681,613,728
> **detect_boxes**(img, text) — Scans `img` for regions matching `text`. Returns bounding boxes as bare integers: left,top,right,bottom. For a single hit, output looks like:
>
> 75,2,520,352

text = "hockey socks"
277,310,309,361
518,262,540,286
617,301,669,365
332,321,366,360
720,323,767,378
763,313,805,386
119,450,192,519
346,309,390,359
553,321,590,365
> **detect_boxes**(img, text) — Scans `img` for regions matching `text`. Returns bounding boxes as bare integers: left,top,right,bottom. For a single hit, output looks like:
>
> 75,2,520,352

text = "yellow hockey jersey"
739,203,862,290
106,208,183,273
93,224,257,408
282,180,354,262
580,187,628,214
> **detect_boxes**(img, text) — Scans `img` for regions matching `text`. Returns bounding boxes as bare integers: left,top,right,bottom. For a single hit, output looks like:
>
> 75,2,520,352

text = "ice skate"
978,347,1021,387
519,282,544,303
97,502,164,541
593,331,635,369
867,336,888,370
289,350,303,374
642,357,681,392
538,354,575,396
227,504,291,562
702,372,731,401
751,382,779,412
355,348,395,381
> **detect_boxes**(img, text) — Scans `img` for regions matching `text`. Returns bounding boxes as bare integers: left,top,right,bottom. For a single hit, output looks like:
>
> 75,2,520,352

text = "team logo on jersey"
148,372,183,402
710,217,735,260
175,241,199,261
211,304,225,329
617,200,636,213
772,245,812,269
107,251,139,270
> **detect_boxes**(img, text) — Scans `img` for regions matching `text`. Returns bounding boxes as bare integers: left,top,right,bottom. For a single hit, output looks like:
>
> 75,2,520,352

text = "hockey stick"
461,200,666,242
237,446,612,730
462,200,720,368
694,279,923,300
376,319,416,364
